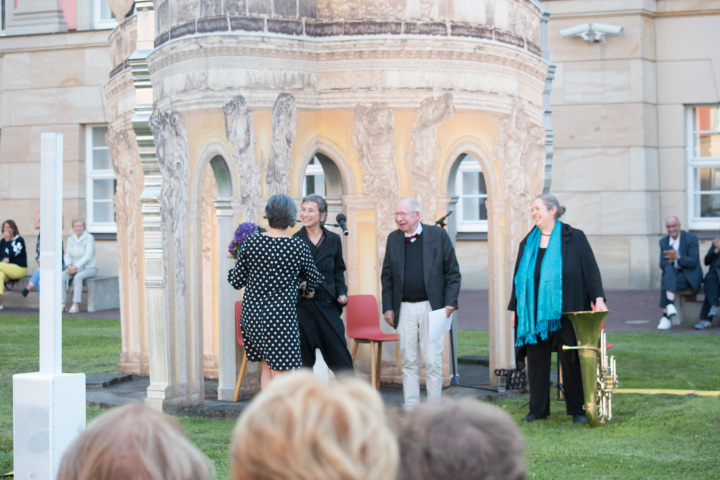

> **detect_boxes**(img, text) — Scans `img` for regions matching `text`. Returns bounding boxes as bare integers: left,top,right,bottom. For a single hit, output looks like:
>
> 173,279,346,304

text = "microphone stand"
435,210,453,228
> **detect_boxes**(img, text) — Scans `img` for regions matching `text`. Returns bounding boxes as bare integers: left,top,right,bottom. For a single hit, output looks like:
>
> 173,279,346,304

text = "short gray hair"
397,398,526,480
301,194,328,225
265,194,297,229
535,194,566,220
398,196,421,215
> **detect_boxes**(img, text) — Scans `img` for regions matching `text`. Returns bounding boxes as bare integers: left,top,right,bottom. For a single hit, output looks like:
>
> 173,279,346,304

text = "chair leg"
370,341,377,390
351,341,359,363
233,353,248,403
375,342,383,389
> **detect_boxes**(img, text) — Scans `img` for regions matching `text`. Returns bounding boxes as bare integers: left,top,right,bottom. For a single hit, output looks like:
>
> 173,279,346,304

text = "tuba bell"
561,310,618,427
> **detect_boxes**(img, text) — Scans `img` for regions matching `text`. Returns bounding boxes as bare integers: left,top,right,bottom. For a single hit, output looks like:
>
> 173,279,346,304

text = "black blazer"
659,230,702,292
508,223,605,314
704,242,720,273
295,226,347,301
381,223,461,328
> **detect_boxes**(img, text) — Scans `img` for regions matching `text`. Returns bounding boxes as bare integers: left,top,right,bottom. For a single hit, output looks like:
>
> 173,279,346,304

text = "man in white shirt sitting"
657,216,703,330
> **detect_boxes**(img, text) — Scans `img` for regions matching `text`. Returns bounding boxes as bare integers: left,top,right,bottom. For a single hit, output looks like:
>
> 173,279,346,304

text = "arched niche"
441,140,516,380
190,143,246,401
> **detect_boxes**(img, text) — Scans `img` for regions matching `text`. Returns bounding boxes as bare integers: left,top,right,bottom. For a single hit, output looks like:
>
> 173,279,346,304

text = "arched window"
455,156,488,233
303,156,326,196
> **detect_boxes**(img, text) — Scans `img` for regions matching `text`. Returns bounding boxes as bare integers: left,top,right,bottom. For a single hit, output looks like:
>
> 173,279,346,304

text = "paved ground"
2,290,717,418
457,289,720,334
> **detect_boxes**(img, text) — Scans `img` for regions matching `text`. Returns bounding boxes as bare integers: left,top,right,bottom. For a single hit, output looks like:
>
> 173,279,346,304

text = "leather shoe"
521,414,541,423
573,414,588,424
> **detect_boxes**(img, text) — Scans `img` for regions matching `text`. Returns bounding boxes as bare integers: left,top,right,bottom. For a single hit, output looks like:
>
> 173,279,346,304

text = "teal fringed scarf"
514,221,563,346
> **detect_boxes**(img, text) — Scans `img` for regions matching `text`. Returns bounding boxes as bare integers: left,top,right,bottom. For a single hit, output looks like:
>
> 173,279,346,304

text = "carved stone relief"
266,93,297,196
106,125,143,287
353,102,399,266
148,108,191,296
496,98,545,263
408,93,455,224
223,95,262,223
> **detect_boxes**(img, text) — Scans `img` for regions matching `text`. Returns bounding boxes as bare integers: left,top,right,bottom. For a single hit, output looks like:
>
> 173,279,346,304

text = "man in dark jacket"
695,236,720,329
381,197,461,410
658,216,702,330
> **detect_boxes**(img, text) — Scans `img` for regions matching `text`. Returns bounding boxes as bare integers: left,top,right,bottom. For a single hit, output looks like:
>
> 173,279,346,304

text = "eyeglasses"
394,211,418,218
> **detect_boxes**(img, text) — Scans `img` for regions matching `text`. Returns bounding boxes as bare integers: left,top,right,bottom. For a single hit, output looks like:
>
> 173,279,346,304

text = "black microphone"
435,211,453,228
336,213,349,236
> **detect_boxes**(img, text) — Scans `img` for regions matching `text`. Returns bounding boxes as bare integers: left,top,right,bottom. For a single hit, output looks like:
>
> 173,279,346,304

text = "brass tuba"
561,310,618,427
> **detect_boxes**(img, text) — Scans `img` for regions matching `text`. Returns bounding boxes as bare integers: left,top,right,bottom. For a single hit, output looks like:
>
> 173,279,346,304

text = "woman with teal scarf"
508,194,607,424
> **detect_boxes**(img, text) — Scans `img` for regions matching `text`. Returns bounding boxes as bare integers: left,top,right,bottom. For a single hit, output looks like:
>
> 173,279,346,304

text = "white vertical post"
39,132,64,374
13,133,85,480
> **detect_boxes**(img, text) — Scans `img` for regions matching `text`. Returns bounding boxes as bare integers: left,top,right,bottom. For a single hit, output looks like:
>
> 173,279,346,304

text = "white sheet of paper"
428,308,453,342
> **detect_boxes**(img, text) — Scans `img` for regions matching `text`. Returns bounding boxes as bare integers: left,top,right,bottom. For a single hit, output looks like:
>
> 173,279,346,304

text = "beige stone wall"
0,30,117,276
545,0,720,289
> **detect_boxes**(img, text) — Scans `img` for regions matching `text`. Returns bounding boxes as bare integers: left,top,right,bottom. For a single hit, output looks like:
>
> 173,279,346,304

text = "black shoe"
573,414,588,424
521,414,540,423
21,288,29,297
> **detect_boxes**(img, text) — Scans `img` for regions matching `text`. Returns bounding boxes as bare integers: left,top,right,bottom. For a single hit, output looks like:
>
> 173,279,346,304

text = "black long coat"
508,222,605,314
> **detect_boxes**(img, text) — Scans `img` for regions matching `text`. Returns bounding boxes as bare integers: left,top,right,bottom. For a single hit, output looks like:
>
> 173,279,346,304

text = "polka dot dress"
227,234,321,371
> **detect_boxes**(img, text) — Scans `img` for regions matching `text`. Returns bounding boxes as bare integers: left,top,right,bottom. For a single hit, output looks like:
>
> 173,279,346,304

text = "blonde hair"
230,371,398,480
70,217,86,229
57,402,215,480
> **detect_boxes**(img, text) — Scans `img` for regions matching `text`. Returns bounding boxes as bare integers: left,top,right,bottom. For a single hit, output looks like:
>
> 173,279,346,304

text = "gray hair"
398,196,421,215
535,194,566,220
265,194,297,229
301,194,328,225
397,397,526,480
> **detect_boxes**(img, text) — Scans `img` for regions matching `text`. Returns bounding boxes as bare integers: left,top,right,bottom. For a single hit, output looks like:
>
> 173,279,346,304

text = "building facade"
1,0,719,408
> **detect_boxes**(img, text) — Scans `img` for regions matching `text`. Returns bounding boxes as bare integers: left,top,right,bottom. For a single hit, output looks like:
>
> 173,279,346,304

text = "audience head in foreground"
397,397,526,480
230,370,398,480
57,402,215,480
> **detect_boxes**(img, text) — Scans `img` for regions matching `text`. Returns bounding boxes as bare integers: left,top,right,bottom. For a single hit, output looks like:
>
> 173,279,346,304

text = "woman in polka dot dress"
228,194,321,389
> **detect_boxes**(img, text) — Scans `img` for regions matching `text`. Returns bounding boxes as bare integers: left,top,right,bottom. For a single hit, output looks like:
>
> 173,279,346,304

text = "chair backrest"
345,294,380,339
235,301,243,346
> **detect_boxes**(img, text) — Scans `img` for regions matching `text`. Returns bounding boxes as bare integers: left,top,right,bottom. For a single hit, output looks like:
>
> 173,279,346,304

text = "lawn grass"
2,316,720,479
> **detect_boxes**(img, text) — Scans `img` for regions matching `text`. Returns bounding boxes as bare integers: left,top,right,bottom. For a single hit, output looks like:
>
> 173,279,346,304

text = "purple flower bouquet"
228,222,265,259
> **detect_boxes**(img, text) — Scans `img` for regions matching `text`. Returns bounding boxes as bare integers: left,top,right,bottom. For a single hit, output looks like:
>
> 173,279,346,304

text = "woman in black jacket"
294,195,354,373
508,194,606,424
0,219,28,310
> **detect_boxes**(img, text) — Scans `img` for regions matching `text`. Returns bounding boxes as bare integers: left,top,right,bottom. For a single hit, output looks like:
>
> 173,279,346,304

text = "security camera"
591,23,623,36
560,23,591,40
560,22,623,44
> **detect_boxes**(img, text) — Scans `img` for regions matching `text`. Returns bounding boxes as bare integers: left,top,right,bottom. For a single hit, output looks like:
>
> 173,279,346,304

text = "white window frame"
455,156,488,233
85,125,117,234
302,156,326,197
687,105,720,230
93,0,118,30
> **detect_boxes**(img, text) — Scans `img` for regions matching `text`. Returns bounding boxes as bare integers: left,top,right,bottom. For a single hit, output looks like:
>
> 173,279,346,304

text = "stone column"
104,14,149,376
215,199,238,401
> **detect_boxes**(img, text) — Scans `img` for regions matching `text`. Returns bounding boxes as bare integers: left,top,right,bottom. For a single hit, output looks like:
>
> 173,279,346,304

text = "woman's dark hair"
535,194,566,220
3,219,19,237
301,194,328,226
265,194,297,230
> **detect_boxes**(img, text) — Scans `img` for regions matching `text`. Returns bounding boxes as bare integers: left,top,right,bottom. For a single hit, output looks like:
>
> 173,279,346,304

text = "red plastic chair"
233,301,248,402
345,295,399,389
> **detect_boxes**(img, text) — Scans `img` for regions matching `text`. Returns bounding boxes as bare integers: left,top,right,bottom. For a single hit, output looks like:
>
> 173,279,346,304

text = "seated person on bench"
657,216,702,330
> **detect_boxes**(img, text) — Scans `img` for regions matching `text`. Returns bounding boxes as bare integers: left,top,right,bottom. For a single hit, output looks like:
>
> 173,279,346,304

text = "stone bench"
3,274,119,312
675,286,704,326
